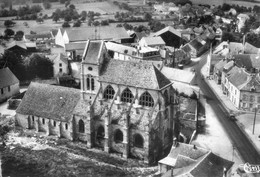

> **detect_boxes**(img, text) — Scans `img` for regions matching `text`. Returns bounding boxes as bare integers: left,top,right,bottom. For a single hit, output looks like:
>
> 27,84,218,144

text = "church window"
42,118,45,124
88,67,93,71
97,126,105,139
103,85,115,99
139,91,154,107
53,121,56,127
114,129,123,143
121,88,134,103
86,75,95,91
134,134,144,148
79,119,85,133
65,123,68,130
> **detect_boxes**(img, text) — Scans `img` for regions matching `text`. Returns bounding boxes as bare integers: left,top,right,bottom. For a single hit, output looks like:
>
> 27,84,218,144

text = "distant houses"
0,67,20,103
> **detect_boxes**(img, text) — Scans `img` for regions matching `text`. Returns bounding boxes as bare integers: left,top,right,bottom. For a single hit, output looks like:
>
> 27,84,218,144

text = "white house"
138,36,165,48
0,67,20,102
46,53,69,77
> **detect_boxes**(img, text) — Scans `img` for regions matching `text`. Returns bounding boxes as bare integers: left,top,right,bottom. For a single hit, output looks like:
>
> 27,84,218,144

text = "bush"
62,21,70,28
73,20,81,27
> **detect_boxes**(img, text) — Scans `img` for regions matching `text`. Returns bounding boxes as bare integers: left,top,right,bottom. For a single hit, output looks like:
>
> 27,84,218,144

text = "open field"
191,0,260,7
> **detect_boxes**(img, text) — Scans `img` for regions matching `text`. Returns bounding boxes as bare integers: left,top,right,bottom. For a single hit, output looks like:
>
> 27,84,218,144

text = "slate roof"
139,36,165,46
16,82,80,122
65,26,129,42
161,143,234,177
99,60,171,90
73,99,91,116
65,42,86,51
82,40,103,65
0,67,19,89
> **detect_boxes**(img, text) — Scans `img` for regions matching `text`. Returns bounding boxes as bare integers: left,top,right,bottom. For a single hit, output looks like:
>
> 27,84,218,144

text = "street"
195,53,260,166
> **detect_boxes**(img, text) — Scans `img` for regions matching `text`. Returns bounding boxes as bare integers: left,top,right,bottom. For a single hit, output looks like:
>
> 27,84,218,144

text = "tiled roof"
65,26,129,42
105,42,135,55
82,40,103,65
46,53,68,64
65,42,86,51
99,60,171,90
227,66,250,89
233,54,260,71
139,36,165,46
244,42,260,54
135,31,148,40
16,82,80,122
0,67,19,89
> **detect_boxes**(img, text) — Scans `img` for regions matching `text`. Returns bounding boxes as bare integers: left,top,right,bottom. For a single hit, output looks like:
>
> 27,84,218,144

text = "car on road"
229,113,236,121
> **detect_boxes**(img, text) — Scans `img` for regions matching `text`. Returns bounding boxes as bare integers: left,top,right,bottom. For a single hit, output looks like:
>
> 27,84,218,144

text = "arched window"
139,91,154,107
42,118,45,124
65,123,68,130
91,78,95,91
86,77,90,90
86,75,95,91
79,119,85,133
114,129,123,143
134,134,144,148
97,126,105,139
53,121,56,127
121,88,134,103
103,85,115,99
32,116,34,122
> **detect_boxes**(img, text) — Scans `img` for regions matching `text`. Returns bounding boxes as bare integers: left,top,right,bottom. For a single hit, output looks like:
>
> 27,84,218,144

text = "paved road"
195,53,260,168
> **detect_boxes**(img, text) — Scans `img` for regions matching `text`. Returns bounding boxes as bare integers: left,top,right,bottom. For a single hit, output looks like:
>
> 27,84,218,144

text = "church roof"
82,40,104,65
16,82,80,122
99,60,171,90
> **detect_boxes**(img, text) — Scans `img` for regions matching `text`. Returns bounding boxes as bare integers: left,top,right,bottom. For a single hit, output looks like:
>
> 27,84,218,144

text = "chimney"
223,167,227,177
193,144,197,149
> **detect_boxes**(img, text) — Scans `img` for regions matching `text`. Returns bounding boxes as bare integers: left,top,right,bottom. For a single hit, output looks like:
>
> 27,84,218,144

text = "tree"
0,50,26,81
60,0,66,4
65,0,70,7
36,18,44,23
73,20,81,27
144,12,152,21
62,21,70,28
69,4,75,10
101,20,109,26
14,30,24,41
4,20,15,28
81,10,87,18
24,54,54,80
64,14,71,22
92,21,100,26
43,1,52,9
52,13,60,22
4,28,14,37
80,16,86,22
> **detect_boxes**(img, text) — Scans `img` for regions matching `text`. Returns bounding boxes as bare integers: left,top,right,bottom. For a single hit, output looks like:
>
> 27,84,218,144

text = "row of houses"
207,41,260,112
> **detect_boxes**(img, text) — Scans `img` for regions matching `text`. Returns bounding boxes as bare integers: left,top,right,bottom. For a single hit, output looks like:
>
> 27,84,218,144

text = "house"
158,142,234,177
105,42,162,66
65,42,86,61
213,59,229,84
46,53,69,77
138,36,165,48
153,26,186,48
55,27,130,48
16,41,178,164
0,67,20,103
23,32,54,43
182,37,209,57
5,41,37,53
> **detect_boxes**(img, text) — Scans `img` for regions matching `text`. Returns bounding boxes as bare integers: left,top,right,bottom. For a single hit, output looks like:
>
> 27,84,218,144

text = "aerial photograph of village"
0,0,260,176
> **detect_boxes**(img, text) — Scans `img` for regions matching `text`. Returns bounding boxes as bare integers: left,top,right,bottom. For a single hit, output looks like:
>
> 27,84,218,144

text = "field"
190,0,260,7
